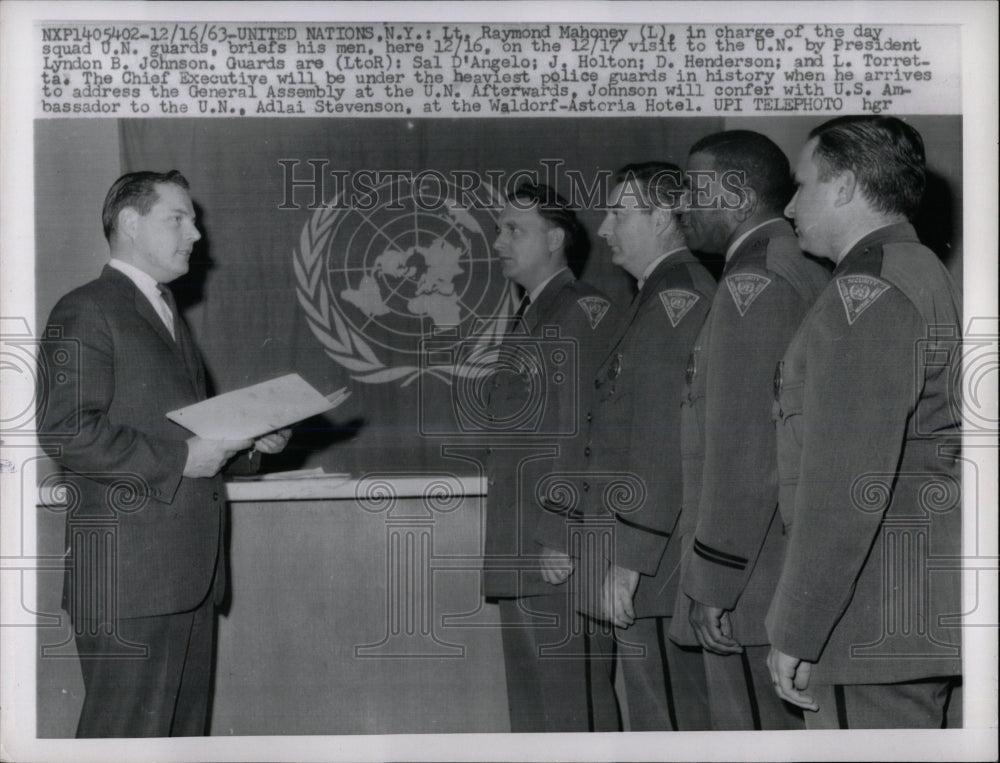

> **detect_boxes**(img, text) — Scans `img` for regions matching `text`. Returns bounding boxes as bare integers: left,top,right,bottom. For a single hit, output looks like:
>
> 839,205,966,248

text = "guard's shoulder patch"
577,295,611,329
835,274,891,325
725,272,772,317
658,289,700,328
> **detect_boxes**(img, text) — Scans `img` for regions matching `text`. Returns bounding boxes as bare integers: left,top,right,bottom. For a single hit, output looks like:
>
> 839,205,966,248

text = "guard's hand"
603,564,640,628
767,646,818,712
539,546,574,585
184,436,253,478
252,428,292,455
689,600,743,655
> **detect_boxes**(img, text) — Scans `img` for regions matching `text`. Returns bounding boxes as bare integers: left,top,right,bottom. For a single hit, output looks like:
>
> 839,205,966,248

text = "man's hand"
689,600,743,655
539,546,574,585
183,436,252,478
767,646,819,712
602,564,640,628
252,428,292,455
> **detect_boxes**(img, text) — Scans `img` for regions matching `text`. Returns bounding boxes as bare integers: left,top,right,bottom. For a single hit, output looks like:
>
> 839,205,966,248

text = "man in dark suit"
667,130,828,730
39,170,289,737
569,163,715,730
767,116,962,727
481,182,620,732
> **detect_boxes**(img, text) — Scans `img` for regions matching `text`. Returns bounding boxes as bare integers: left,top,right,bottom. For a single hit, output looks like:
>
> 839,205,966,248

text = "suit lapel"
101,266,203,397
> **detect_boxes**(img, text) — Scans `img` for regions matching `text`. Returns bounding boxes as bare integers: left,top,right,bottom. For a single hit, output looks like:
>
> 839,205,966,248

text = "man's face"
493,203,559,290
128,182,201,283
680,151,740,255
597,180,660,278
785,138,841,258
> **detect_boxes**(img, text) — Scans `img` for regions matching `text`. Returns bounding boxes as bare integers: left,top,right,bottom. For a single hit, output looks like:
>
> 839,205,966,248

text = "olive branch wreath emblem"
294,203,510,386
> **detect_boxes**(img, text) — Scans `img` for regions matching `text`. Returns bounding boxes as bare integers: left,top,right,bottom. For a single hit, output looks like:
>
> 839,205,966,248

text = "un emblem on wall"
295,176,512,384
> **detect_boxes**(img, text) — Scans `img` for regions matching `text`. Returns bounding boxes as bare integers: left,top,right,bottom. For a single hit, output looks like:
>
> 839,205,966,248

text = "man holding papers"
38,170,289,737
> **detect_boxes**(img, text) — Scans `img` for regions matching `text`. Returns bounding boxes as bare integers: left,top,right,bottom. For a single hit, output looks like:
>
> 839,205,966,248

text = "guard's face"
493,204,558,289
680,152,739,255
785,138,841,259
598,180,659,278
129,183,201,283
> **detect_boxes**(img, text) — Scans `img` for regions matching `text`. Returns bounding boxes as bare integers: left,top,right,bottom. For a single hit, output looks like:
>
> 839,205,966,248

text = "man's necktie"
505,294,530,336
156,284,177,340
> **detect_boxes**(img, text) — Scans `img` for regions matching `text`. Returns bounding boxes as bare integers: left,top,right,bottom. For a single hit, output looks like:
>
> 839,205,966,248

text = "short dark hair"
808,116,926,219
102,170,190,240
613,162,685,210
507,181,586,264
688,130,793,213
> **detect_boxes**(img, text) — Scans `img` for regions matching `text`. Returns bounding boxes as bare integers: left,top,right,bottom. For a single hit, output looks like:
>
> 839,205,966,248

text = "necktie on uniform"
505,294,530,337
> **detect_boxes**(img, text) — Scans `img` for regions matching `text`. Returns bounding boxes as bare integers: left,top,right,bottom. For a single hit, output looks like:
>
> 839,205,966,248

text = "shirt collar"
637,247,686,290
725,218,784,262
109,258,163,301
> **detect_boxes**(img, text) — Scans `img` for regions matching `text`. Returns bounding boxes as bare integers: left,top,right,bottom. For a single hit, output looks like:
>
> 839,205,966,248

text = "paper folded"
167,373,349,440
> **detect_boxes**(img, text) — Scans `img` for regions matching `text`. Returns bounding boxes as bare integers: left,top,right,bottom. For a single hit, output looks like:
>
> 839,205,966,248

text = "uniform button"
584,446,591,457
212,491,220,501
582,481,590,492
594,378,602,389
486,447,493,455
586,412,593,422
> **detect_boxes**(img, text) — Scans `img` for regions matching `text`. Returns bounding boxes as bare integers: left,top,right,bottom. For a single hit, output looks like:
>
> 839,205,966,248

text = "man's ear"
651,205,673,236
117,207,139,240
734,186,758,223
547,224,566,254
833,169,857,208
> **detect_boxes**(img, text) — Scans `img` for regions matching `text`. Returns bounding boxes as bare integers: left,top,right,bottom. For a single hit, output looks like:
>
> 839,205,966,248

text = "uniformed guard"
537,163,715,731
481,181,620,732
766,116,962,728
667,131,831,730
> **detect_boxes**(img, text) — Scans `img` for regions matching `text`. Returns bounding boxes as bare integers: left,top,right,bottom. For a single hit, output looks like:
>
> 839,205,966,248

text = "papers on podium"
167,373,349,440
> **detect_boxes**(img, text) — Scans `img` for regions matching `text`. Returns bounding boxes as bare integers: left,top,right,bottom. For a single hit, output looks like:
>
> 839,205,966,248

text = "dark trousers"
74,594,216,737
616,617,711,731
498,593,620,732
703,644,804,730
806,678,957,729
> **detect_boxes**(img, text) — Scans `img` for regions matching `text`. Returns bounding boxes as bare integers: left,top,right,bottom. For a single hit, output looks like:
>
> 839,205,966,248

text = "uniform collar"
837,221,918,264
725,218,790,262
637,246,687,291
528,266,572,305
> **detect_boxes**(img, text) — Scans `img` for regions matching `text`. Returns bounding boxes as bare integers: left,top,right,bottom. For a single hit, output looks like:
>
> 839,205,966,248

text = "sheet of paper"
166,374,349,440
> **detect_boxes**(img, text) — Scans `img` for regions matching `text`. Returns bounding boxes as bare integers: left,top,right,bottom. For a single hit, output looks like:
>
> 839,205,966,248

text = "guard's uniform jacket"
765,223,962,685
670,219,830,646
541,250,714,617
483,268,617,598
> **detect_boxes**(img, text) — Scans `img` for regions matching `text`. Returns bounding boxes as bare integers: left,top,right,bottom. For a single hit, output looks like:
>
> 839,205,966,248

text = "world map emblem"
295,176,512,384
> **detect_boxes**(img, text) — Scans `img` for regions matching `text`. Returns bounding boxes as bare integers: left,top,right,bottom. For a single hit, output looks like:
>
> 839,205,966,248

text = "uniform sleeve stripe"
693,539,748,569
617,514,671,539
